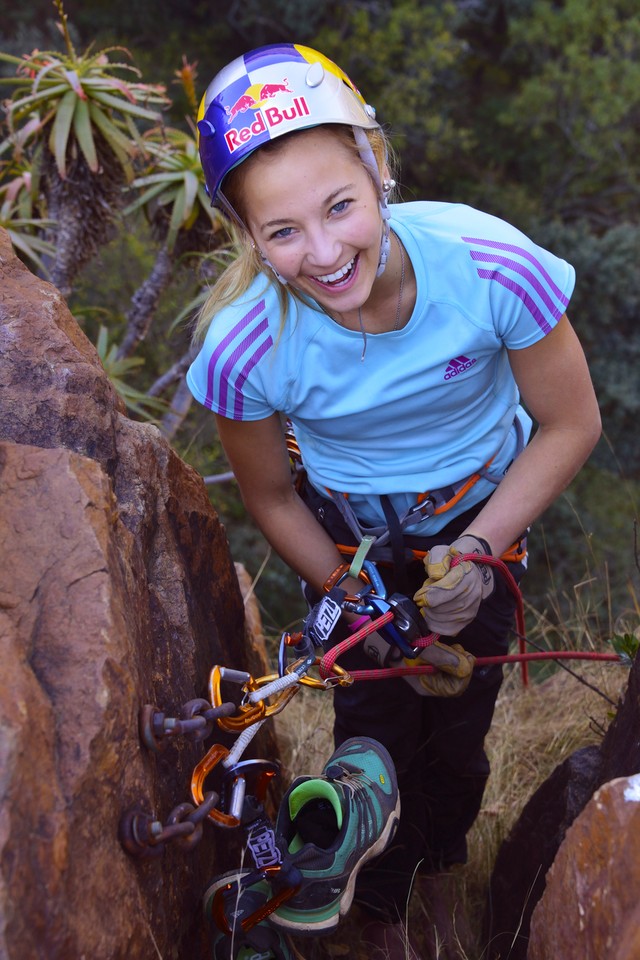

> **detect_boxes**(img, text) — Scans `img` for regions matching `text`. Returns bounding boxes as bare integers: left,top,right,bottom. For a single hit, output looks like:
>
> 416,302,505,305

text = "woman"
188,43,601,959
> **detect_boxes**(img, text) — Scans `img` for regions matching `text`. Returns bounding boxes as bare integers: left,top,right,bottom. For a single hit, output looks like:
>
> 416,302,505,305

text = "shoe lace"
331,768,379,842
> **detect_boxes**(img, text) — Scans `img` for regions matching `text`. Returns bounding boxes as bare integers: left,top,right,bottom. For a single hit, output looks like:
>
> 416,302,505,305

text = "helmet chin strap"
260,252,288,285
352,126,390,277
216,190,288,283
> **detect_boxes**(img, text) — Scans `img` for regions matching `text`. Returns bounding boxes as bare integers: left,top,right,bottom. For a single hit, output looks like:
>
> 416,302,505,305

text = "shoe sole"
269,790,401,936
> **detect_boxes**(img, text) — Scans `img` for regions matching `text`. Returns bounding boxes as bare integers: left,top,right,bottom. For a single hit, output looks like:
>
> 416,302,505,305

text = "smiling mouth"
313,256,357,287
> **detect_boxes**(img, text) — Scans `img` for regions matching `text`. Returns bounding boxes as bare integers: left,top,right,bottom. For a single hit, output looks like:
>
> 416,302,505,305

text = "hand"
406,642,476,697
413,535,494,636
363,631,476,697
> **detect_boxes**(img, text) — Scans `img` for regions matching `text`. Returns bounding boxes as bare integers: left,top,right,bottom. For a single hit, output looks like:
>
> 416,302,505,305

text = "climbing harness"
287,418,527,568
119,551,624,950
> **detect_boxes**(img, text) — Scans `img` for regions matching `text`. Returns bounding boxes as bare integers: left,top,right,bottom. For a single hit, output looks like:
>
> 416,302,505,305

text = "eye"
331,199,350,215
269,225,294,240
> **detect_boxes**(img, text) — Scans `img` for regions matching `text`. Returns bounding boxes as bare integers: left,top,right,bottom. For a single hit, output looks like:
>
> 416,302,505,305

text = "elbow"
586,403,603,456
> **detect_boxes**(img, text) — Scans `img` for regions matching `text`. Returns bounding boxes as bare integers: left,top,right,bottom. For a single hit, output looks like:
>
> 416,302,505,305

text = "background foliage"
1,0,638,636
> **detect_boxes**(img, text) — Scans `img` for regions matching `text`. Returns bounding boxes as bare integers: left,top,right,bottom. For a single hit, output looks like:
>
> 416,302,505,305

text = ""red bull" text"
225,96,310,153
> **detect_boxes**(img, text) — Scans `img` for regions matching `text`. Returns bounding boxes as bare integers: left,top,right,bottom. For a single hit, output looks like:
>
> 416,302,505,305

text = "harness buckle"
406,496,437,522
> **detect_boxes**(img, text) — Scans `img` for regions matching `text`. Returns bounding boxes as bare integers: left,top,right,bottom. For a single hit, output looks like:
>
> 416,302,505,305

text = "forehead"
240,129,368,220
242,127,362,189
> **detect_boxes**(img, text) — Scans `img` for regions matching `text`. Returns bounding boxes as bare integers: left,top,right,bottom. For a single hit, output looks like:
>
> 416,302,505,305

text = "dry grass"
463,660,625,928
271,657,628,959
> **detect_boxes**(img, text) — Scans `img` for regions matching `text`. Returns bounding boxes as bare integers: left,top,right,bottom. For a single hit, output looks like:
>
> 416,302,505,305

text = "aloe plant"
116,58,224,360
0,164,56,273
125,124,217,253
0,0,169,297
94,324,168,421
0,3,166,180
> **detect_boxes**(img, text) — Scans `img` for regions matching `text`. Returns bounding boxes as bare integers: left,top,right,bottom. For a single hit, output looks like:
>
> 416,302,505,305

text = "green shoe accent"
288,779,343,826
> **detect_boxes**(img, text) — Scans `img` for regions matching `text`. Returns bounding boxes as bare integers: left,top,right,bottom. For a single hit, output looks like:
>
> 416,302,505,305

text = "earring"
382,178,396,195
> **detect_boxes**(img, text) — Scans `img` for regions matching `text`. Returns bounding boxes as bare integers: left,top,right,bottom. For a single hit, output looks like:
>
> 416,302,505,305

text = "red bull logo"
224,95,311,153
225,79,293,122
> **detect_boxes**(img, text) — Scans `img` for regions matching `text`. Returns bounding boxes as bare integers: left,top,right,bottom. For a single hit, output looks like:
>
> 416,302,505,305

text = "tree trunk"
160,376,195,441
117,243,174,359
43,145,124,301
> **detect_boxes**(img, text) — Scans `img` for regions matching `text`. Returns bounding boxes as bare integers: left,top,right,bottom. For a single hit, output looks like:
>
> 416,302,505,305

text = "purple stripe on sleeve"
477,269,553,335
233,336,274,420
217,319,272,417
462,237,570,307
469,250,564,322
205,300,265,409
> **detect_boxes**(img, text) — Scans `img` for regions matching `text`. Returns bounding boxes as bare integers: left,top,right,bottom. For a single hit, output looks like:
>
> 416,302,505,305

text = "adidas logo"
444,355,477,380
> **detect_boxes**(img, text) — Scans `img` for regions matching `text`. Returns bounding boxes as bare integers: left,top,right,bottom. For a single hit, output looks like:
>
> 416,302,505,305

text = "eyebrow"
258,183,357,232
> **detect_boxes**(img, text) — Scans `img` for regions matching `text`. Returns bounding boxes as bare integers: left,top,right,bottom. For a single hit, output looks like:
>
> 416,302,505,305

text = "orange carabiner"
191,743,241,828
210,666,301,732
212,866,300,933
209,665,267,732
245,672,300,719
191,747,279,829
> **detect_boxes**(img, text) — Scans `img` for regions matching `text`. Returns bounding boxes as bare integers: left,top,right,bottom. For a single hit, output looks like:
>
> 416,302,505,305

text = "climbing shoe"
268,736,400,935
204,868,295,960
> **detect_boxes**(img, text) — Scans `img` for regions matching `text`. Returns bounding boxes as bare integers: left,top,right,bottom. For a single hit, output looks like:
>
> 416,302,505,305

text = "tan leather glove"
413,535,494,636
403,642,476,697
363,632,476,697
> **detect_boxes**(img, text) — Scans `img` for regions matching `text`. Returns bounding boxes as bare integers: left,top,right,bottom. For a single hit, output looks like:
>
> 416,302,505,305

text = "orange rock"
528,774,640,960
0,228,280,959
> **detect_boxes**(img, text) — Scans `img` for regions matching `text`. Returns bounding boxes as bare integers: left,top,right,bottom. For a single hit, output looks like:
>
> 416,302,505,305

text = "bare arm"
215,412,348,594
464,314,601,556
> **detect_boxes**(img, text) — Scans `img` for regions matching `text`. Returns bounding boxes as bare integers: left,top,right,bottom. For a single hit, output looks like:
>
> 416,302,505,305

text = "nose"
305,224,341,270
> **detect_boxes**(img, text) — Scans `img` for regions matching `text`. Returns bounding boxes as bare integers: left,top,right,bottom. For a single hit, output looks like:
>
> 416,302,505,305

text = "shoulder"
392,201,575,342
186,277,281,415
199,274,282,346
186,280,325,417
391,200,543,251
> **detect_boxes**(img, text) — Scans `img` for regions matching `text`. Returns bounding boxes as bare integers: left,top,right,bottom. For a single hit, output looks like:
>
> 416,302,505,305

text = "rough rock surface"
0,228,279,958
484,654,640,960
528,774,640,960
483,745,602,959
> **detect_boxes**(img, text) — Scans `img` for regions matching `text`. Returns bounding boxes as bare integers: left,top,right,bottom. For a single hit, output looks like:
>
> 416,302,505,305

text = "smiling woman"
186,41,601,960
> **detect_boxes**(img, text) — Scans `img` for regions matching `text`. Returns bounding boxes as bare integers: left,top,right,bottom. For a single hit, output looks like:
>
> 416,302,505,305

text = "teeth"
316,258,355,284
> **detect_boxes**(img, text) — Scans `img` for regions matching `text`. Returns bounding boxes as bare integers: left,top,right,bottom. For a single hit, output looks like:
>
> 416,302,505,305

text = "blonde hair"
192,125,398,344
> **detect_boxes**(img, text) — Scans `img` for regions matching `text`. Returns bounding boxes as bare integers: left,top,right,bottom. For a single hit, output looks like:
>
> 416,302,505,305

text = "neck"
340,231,410,332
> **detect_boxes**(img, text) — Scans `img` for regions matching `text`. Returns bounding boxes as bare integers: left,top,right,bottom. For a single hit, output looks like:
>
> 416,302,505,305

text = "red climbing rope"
318,553,621,686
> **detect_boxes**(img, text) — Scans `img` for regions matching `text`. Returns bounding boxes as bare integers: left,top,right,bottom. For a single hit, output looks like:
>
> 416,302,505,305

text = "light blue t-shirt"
187,202,574,534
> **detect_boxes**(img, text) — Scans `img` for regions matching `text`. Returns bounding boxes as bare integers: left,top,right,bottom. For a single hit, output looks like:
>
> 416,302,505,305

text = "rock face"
0,229,279,958
483,745,602,959
527,774,640,960
484,655,640,960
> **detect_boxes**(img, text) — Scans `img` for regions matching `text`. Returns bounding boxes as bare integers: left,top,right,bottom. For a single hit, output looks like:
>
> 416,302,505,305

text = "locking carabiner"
366,593,425,659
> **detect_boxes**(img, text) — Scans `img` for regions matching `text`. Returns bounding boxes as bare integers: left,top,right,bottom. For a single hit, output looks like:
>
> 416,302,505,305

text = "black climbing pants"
302,489,527,922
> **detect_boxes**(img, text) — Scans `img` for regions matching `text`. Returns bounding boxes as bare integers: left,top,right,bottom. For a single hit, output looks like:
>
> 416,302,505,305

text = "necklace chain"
357,232,406,360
